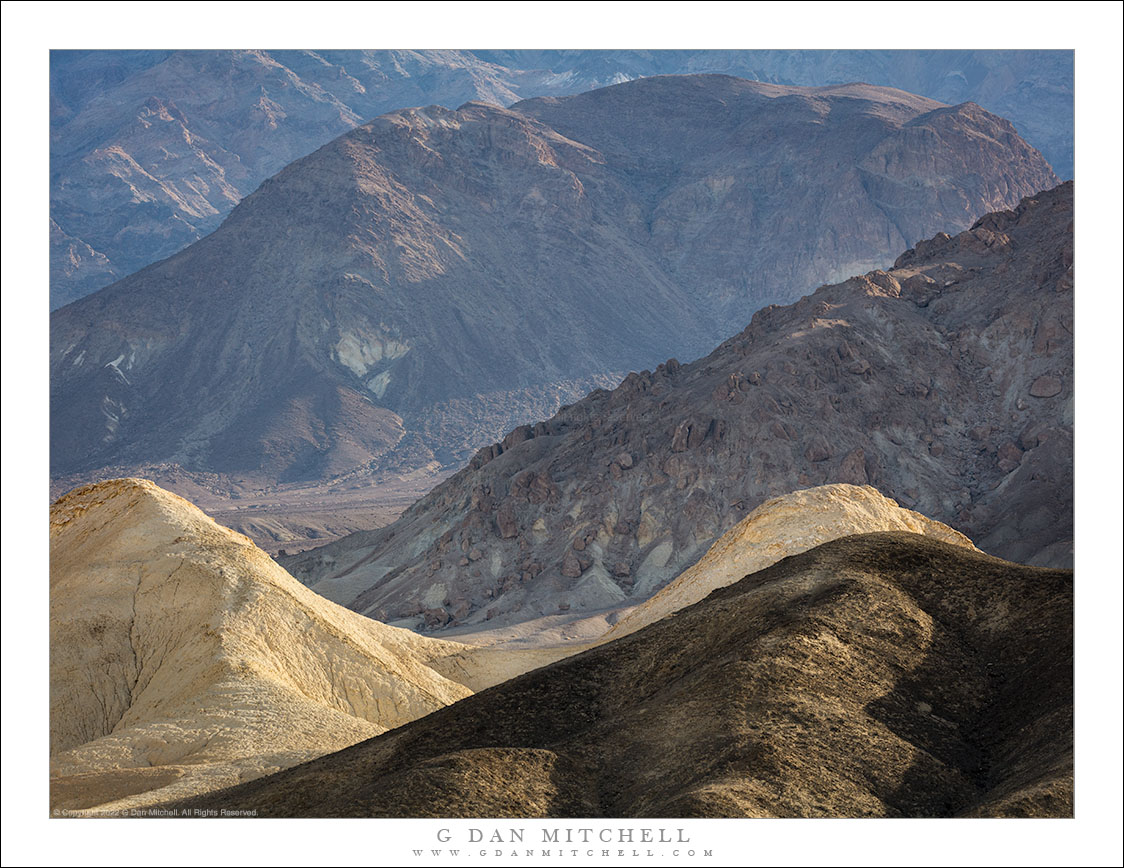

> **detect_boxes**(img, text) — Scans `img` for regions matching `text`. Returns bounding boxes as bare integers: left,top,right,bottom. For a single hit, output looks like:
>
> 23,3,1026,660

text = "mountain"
284,182,1074,631
48,49,546,309
172,533,1073,818
50,75,1057,499
49,478,473,812
49,50,1073,306
477,50,1075,180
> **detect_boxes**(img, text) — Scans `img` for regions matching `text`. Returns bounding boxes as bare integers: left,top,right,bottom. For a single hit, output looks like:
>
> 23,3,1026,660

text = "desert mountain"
285,182,1073,631
48,49,544,309
174,533,1073,818
49,478,473,812
51,75,1057,497
50,50,1072,306
476,50,1075,180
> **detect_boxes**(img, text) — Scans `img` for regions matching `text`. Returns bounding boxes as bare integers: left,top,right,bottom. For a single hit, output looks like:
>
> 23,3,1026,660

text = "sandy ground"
50,479,471,814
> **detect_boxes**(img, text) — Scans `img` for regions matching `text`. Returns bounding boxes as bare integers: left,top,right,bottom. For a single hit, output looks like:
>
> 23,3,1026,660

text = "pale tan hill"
47,479,995,816
49,478,473,813
604,483,977,641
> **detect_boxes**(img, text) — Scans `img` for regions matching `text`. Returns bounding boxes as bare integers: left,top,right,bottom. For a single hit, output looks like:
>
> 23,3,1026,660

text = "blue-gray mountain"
49,49,1072,307
50,76,1057,497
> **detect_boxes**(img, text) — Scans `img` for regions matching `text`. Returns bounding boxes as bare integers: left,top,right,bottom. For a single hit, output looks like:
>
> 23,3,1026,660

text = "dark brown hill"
174,533,1073,818
285,182,1073,630
50,76,1057,496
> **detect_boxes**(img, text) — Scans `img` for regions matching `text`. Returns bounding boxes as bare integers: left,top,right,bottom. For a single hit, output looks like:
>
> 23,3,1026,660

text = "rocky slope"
47,478,979,812
49,478,474,812
174,533,1073,818
421,483,980,692
482,50,1075,180
50,50,1072,306
285,182,1073,630
50,75,1057,497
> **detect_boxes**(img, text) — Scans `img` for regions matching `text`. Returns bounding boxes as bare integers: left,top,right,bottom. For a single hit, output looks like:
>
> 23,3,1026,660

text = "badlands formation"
602,483,977,641
51,478,990,812
49,479,473,812
421,483,982,690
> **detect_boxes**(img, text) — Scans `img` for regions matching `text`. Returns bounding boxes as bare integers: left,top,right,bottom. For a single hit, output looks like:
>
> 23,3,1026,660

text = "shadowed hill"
173,533,1072,818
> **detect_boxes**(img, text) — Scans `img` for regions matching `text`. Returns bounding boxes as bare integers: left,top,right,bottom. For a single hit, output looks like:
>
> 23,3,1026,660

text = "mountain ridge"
171,532,1073,818
51,75,1057,505
50,50,1073,306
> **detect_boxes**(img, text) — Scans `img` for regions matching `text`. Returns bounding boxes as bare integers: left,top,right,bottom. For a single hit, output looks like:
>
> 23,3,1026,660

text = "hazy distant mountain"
51,76,1057,497
49,49,1072,307
477,49,1075,179
283,183,1073,631
177,533,1073,818
48,49,547,308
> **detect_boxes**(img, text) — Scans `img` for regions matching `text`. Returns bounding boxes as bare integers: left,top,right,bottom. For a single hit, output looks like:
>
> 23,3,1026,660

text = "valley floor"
51,464,452,555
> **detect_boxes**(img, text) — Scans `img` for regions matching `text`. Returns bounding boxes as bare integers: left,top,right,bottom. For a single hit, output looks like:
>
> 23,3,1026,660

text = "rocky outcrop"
50,50,1072,307
284,183,1073,630
417,484,980,692
49,478,473,813
49,218,119,307
175,533,1073,818
51,75,1057,500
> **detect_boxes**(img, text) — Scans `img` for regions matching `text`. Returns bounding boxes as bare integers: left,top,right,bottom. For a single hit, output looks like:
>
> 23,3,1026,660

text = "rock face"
50,50,1073,307
49,478,473,812
175,533,1073,818
285,183,1073,630
475,49,1075,180
50,218,120,302
50,75,1057,496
